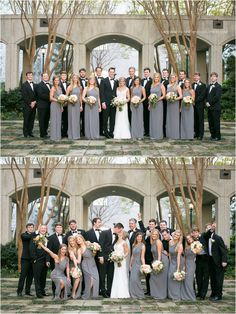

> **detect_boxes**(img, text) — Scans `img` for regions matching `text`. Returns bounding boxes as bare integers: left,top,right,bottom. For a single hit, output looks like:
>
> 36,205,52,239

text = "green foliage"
225,235,235,279
0,240,18,271
1,87,23,116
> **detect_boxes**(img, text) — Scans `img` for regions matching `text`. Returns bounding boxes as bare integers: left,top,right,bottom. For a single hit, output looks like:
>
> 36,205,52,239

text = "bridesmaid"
76,235,99,299
129,232,146,299
149,229,169,300
130,77,146,140
168,230,184,301
82,76,101,140
66,74,83,140
149,73,166,140
181,234,196,301
68,236,82,299
39,243,71,300
50,76,63,141
166,74,182,139
181,79,195,140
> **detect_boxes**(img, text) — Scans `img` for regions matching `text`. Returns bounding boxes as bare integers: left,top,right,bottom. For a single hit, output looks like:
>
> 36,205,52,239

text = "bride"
113,77,131,139
110,231,130,298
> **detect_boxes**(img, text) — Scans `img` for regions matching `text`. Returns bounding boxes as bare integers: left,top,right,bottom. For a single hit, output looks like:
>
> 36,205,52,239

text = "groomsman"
157,220,174,239
128,217,144,248
204,222,228,301
95,67,104,135
141,67,152,136
100,67,118,138
178,70,187,88
161,229,171,254
21,72,37,137
161,68,169,137
17,223,36,297
206,72,222,141
63,219,86,245
192,72,206,140
79,68,88,136
98,223,123,297
126,66,137,124
30,225,49,298
46,222,64,296
36,73,51,138
60,71,69,137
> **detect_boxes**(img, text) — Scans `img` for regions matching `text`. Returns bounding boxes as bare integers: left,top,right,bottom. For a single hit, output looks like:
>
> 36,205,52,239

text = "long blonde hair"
67,236,78,254
173,229,183,252
150,229,160,245
75,234,86,248
151,73,161,87
70,73,81,89
87,75,98,89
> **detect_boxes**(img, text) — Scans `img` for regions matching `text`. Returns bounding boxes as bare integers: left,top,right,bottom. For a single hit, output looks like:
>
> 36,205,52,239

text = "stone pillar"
0,195,12,244
201,203,213,229
196,51,207,84
5,43,19,90
209,44,223,83
141,44,154,73
72,44,80,74
77,44,87,71
215,196,230,247
143,195,157,225
69,195,84,229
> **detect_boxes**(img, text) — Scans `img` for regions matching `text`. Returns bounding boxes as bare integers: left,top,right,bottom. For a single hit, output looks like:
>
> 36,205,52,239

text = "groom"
98,222,124,297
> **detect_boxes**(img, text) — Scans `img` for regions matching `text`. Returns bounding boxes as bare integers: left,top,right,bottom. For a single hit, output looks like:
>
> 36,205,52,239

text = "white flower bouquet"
88,242,102,255
152,260,164,274
183,95,193,109
166,92,177,103
85,96,97,107
57,94,68,107
173,270,186,281
112,97,127,111
131,95,141,108
148,93,159,108
108,251,125,267
70,266,82,279
190,241,203,254
33,235,46,248
68,94,78,105
140,264,152,275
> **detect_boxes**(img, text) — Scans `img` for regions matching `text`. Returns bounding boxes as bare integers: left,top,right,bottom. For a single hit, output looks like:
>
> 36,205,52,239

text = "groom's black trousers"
99,260,114,295
195,254,209,298
209,256,224,298
102,106,116,135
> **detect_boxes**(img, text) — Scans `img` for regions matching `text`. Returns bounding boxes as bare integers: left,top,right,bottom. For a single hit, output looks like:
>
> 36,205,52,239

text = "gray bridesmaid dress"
69,252,82,299
129,244,145,299
131,87,144,139
150,242,169,299
50,87,62,141
68,86,81,140
181,89,194,139
149,84,163,139
166,85,180,139
181,247,196,301
84,88,99,139
81,248,99,299
50,257,71,300
168,243,183,300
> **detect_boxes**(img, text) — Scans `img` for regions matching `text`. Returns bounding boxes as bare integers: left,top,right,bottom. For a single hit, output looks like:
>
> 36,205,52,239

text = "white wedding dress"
110,240,130,298
113,87,131,139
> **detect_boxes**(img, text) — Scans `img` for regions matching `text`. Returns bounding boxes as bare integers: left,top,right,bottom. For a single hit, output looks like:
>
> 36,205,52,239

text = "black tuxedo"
59,80,69,137
79,77,88,136
17,231,36,295
100,77,118,136
206,82,222,139
30,235,49,297
95,77,104,135
63,229,86,245
192,81,206,139
36,81,51,137
161,78,169,137
141,77,152,136
125,76,136,124
86,228,100,244
178,80,185,89
21,81,37,137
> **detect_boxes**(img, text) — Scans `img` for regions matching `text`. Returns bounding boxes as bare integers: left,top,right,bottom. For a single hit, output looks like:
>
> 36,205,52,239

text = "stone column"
141,44,154,73
5,43,19,90
72,44,80,73
196,51,207,84
143,195,157,225
0,195,12,244
215,196,230,247
209,44,223,83
69,195,84,229
77,44,87,71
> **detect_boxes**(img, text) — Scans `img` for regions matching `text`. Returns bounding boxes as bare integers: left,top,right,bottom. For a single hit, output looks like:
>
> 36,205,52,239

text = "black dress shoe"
200,296,205,300
17,292,22,297
42,293,49,296
145,291,150,296
104,132,110,139
210,296,222,301
36,294,44,298
29,134,34,137
101,293,109,298
25,293,34,296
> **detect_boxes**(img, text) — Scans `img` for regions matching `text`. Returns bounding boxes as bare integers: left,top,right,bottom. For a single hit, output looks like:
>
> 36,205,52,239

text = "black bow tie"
72,231,77,234
29,81,33,84
57,234,62,237
81,78,85,81
95,229,101,231
113,233,116,235
128,230,134,233
210,83,215,86
110,78,114,81
97,77,102,79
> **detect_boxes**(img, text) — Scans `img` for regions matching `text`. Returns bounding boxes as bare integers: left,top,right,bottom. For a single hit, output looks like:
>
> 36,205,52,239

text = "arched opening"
85,34,143,76
222,39,236,80
10,186,70,240
82,185,144,230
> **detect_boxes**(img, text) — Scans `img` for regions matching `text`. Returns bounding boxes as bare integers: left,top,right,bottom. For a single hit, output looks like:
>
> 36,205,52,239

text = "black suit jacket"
161,78,169,91
99,229,117,260
63,229,86,245
30,235,48,262
86,228,100,243
46,233,63,263
60,80,69,95
21,81,37,106
95,77,104,89
79,78,88,90
206,82,222,110
36,81,51,109
141,78,152,99
192,81,206,108
204,230,228,267
126,76,137,89
21,231,36,260
100,77,118,105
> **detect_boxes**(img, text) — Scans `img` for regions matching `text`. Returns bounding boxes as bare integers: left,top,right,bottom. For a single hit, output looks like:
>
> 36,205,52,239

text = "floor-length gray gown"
50,87,62,141
129,244,145,299
68,86,81,140
181,89,194,139
168,243,183,300
166,85,180,139
149,84,163,139
50,257,71,300
131,87,144,139
84,88,99,139
180,247,196,301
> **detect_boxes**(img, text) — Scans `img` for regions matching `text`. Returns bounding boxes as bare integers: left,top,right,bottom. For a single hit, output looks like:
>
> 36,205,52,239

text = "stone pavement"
0,278,235,313
1,121,235,157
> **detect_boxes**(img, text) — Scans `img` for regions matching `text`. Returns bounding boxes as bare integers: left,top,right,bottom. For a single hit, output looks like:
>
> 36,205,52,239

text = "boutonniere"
212,85,215,88
198,82,201,86
211,238,215,243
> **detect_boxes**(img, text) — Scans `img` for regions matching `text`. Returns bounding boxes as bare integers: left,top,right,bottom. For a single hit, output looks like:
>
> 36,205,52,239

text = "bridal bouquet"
108,251,125,267
57,94,68,108
152,260,164,274
33,235,47,249
166,92,177,103
68,94,78,105
173,270,186,281
131,95,141,108
183,95,193,109
85,96,97,107
70,266,82,279
140,264,152,275
148,93,159,108
88,242,102,255
112,97,127,111
190,241,203,254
